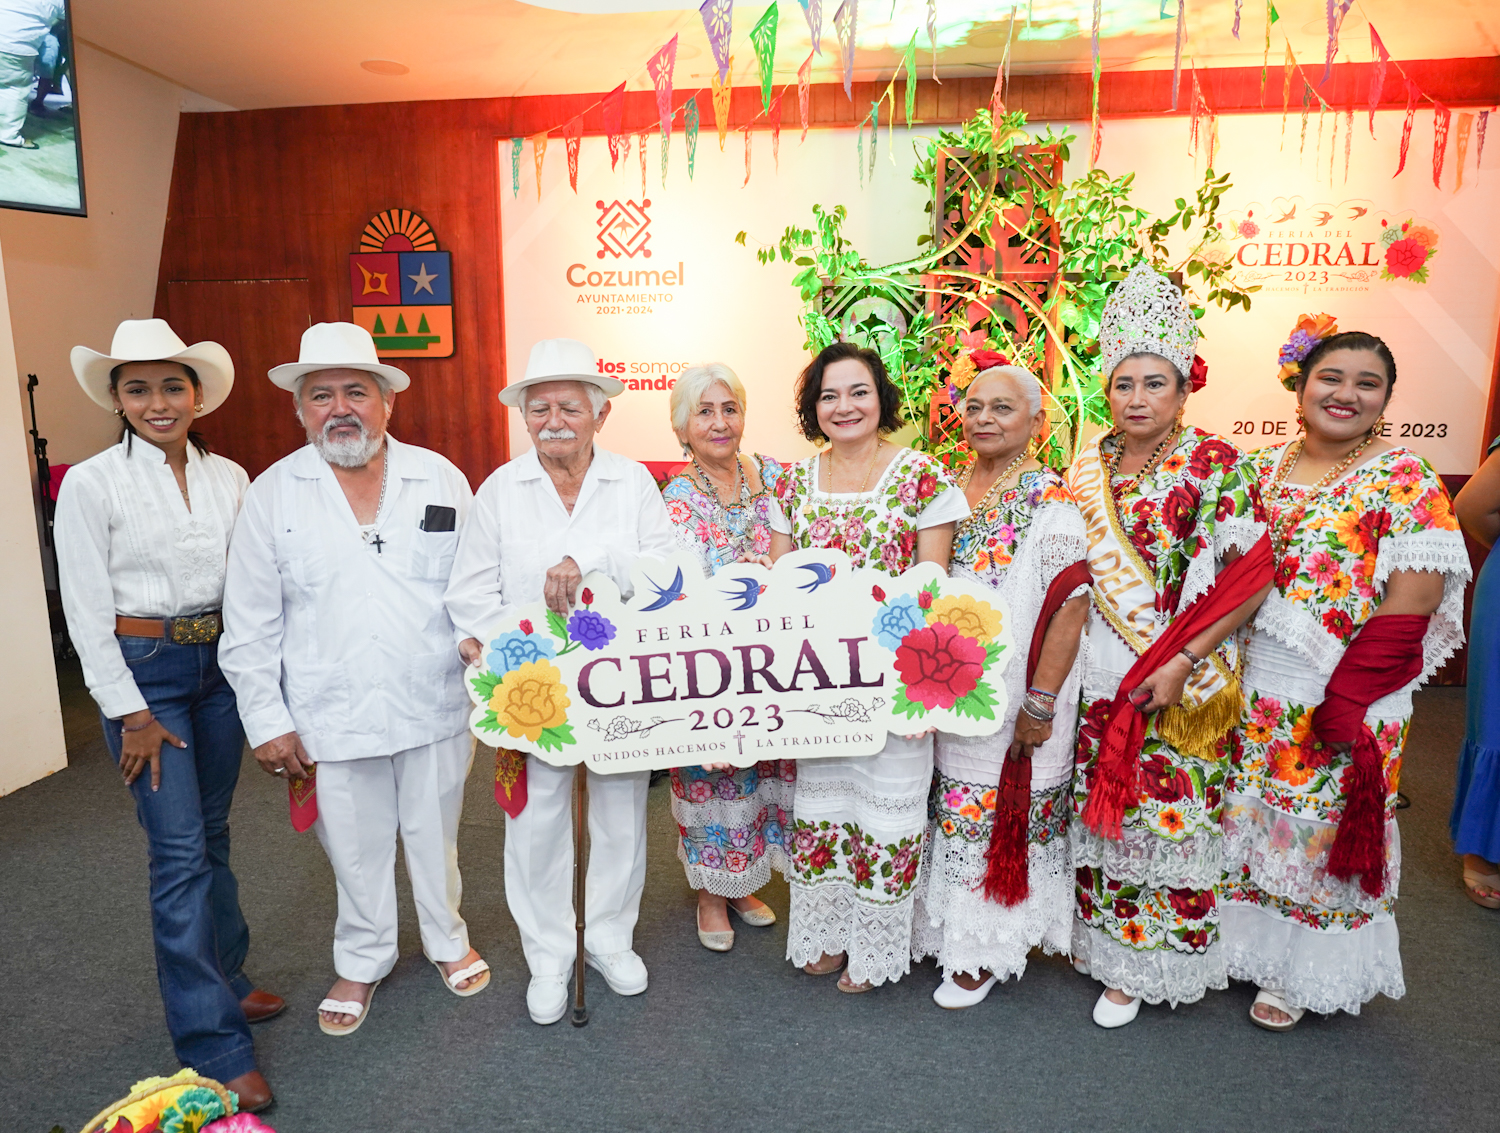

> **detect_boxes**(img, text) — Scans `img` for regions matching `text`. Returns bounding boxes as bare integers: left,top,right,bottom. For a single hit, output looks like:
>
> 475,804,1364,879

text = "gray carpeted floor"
3,662,1497,1133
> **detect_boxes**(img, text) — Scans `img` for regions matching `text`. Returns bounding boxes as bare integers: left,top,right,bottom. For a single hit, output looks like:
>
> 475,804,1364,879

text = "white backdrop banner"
500,111,1500,473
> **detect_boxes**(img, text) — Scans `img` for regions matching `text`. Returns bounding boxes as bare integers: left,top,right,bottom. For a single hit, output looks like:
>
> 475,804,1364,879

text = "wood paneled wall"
155,59,1500,484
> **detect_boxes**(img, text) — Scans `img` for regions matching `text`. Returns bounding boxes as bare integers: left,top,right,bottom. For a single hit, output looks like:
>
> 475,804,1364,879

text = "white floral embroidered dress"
770,447,968,985
1222,444,1469,1014
912,467,1089,980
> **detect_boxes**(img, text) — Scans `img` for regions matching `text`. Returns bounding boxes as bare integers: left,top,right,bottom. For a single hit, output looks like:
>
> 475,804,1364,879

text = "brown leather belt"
116,612,223,645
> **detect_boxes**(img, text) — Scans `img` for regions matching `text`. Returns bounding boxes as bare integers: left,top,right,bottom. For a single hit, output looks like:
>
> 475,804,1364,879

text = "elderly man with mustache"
220,323,487,1037
445,337,675,1025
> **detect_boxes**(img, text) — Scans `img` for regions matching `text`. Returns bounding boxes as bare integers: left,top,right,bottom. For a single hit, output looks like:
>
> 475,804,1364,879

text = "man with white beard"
220,322,487,1037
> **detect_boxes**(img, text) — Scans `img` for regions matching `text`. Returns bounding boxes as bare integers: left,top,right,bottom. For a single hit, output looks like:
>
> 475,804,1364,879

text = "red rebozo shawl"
981,559,1092,905
1309,613,1429,898
1080,533,1275,841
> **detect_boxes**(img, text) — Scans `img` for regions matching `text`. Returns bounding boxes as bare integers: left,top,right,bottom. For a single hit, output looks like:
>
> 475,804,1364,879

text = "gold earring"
1369,414,1386,437
1295,404,1306,432
193,403,204,414
114,408,126,419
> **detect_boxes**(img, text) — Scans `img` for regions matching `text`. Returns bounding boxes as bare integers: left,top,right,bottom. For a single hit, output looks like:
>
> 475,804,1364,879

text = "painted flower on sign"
490,660,574,747
486,628,557,676
871,593,925,649
566,609,617,651
894,622,986,710
927,593,1003,644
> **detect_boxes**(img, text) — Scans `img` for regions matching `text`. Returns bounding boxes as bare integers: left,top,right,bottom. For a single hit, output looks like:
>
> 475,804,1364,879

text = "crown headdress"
1099,263,1199,381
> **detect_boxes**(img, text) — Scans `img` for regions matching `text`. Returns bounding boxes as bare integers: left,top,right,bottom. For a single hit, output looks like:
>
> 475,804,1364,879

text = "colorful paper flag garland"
1395,77,1418,177
903,32,918,124
531,132,547,200
1171,0,1184,112
751,4,778,113
798,0,823,54
770,90,783,170
1432,102,1451,189
927,0,939,81
603,82,626,169
510,136,522,198
713,56,734,150
648,35,678,149
835,0,858,99
1367,26,1388,137
565,116,582,192
799,52,813,140
1455,111,1472,190
1090,0,1102,166
700,0,733,83
684,94,700,179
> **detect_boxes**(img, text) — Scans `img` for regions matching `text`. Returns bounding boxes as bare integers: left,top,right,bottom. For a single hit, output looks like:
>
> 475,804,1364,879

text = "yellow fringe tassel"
1154,674,1243,761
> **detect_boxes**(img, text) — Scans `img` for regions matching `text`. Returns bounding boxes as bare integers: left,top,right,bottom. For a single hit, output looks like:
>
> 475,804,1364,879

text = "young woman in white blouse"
53,319,276,1113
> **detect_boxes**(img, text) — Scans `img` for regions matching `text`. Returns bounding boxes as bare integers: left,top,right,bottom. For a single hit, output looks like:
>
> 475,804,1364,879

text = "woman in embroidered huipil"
660,363,793,951
1222,327,1467,1030
911,360,1091,1009
53,320,275,1109
1067,265,1272,1029
769,342,969,992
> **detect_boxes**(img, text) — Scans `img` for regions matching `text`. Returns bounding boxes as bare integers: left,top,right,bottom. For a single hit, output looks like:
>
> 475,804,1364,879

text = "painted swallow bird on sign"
722,577,767,610
640,567,688,610
796,562,837,593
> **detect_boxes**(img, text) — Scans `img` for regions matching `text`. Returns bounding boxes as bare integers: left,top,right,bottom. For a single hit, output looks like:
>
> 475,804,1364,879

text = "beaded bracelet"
120,714,156,733
1026,686,1058,705
1020,695,1056,722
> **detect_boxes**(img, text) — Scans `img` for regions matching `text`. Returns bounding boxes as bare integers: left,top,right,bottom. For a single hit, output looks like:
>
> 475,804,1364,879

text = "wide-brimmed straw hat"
498,337,624,408
70,319,234,415
267,322,411,392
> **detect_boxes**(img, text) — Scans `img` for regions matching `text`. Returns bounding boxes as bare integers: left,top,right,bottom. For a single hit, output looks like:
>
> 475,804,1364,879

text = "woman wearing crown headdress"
1220,320,1467,1030
1066,263,1273,1028
910,355,1092,1009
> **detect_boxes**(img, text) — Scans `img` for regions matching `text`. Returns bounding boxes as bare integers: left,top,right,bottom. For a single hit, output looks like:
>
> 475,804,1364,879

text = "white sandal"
317,978,380,1036
431,955,491,998
1250,988,1305,1032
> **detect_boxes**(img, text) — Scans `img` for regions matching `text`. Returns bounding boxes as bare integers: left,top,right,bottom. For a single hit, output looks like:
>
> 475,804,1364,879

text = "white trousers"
312,732,473,983
504,758,649,975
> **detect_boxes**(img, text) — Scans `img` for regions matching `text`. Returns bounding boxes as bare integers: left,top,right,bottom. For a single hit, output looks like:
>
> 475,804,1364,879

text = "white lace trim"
786,881,918,986
677,840,791,898
1220,903,1404,1015
792,775,930,827
911,837,1072,981
1222,792,1401,915
1070,919,1228,1007
1254,529,1468,681
1069,824,1225,890
1168,514,1267,628
669,778,795,832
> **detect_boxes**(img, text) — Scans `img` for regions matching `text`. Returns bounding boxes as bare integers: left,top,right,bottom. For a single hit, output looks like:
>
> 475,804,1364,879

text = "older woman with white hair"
911,356,1091,1008
660,363,793,951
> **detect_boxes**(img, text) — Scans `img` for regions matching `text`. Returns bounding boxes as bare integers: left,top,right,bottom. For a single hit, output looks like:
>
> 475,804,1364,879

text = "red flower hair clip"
1189,355,1208,392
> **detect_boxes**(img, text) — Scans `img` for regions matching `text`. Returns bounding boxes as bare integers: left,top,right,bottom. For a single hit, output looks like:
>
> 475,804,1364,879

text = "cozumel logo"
596,199,652,260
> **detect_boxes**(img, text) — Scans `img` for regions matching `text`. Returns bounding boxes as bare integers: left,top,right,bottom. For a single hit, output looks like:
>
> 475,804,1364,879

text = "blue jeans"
102,636,257,1082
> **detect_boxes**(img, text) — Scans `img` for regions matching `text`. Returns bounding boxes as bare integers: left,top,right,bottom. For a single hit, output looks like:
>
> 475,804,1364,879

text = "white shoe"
1072,954,1092,977
1250,988,1306,1032
1092,990,1141,1028
526,974,569,1025
932,973,998,1009
585,949,649,996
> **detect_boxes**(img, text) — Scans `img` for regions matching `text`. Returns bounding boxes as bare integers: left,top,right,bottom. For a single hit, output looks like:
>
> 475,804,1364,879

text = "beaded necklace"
1267,435,1377,562
1103,425,1182,497
955,449,1030,544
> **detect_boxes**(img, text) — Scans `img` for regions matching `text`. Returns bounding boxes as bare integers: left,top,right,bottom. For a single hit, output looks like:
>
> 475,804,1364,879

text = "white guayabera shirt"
54,438,249,719
219,435,474,763
444,444,677,641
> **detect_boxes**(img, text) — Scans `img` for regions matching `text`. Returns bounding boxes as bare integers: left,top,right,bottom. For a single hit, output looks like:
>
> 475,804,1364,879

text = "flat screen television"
0,0,83,216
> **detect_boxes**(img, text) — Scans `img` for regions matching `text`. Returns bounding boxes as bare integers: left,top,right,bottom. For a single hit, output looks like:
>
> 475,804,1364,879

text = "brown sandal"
836,971,873,994
802,951,846,976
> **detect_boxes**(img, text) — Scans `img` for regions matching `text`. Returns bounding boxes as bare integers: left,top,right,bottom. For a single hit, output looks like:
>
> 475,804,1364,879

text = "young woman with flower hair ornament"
1065,263,1273,1029
1221,323,1468,1030
767,341,970,992
659,363,793,951
910,359,1092,1009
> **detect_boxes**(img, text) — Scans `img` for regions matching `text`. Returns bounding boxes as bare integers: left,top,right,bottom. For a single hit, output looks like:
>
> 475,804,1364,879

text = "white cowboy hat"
267,322,411,393
70,319,234,415
498,337,624,408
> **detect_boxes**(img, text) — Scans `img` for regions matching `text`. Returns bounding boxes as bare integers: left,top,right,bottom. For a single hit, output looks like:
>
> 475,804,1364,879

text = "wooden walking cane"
571,761,589,1027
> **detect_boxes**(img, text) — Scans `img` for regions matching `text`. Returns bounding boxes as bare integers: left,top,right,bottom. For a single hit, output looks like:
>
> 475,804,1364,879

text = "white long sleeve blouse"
444,445,678,643
218,436,475,762
53,438,250,719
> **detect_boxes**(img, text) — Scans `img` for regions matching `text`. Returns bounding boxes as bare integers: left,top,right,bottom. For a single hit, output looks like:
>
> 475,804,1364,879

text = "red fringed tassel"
1080,707,1146,841
981,747,1032,905
1325,728,1387,897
